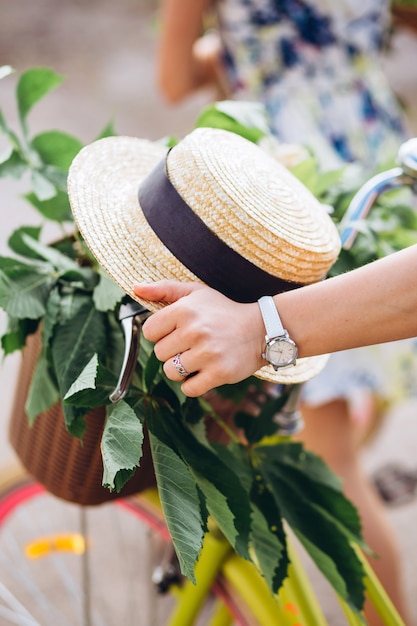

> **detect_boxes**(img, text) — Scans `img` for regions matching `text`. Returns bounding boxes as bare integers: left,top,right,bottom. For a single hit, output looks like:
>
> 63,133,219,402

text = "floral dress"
216,0,406,170
215,0,417,407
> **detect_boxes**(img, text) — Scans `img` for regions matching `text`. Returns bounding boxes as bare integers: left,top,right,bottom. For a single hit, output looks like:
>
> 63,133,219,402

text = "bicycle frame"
136,486,404,626
0,472,406,626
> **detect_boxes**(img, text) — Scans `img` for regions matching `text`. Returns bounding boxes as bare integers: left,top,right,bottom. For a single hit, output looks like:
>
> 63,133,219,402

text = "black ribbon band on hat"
138,156,303,303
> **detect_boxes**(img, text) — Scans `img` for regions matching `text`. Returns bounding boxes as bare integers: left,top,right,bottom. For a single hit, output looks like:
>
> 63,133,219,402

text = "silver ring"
172,353,189,378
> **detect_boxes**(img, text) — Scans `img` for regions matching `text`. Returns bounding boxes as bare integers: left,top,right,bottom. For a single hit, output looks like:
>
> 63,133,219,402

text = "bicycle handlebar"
339,137,417,249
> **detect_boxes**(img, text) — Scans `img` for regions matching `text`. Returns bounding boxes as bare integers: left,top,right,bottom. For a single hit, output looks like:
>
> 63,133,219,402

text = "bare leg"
298,399,413,626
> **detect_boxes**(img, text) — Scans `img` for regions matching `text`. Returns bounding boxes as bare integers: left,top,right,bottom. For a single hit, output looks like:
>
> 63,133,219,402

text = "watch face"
265,338,298,368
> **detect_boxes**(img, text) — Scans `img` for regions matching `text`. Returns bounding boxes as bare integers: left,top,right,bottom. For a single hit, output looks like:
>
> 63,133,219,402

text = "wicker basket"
9,331,156,506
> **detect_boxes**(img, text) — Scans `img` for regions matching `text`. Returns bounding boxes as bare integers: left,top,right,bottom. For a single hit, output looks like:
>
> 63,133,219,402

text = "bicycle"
0,461,405,626
1,138,417,626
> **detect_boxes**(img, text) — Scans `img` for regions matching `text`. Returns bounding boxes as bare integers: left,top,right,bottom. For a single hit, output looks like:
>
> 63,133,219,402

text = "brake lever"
109,300,152,403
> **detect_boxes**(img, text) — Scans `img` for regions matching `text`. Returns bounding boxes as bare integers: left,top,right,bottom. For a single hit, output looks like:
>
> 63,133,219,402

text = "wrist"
272,290,312,359
257,296,298,370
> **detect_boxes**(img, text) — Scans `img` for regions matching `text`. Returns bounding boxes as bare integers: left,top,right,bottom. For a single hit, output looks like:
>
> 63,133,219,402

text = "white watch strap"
258,295,285,340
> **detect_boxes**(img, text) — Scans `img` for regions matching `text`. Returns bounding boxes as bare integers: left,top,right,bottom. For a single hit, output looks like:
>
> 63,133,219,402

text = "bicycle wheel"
2,466,336,626
0,468,187,626
0,468,251,626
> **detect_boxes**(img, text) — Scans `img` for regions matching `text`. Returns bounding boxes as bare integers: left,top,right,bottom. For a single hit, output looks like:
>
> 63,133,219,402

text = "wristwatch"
258,295,298,370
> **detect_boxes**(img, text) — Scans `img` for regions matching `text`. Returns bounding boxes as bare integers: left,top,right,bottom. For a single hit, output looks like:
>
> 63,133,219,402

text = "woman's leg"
298,399,413,626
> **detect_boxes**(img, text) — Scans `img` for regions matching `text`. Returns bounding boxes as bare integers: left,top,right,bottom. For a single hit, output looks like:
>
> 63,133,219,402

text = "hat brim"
255,355,329,385
68,135,330,385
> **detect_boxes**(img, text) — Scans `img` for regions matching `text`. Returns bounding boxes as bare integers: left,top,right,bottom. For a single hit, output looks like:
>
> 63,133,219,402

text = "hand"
193,31,230,99
134,281,264,396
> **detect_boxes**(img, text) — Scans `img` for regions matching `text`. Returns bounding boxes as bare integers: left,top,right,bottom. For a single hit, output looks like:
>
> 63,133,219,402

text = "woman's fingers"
134,279,199,303
133,280,265,395
180,371,216,397
165,350,193,381
134,280,205,344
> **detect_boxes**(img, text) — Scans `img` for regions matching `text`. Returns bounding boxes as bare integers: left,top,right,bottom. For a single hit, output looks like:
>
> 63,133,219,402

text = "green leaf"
197,471,240,543
181,396,206,425
64,354,99,399
17,67,64,129
216,441,289,592
51,235,81,261
214,101,271,134
295,532,352,607
31,169,57,201
20,233,82,273
93,269,124,312
150,377,186,412
25,352,59,424
100,310,126,376
150,431,206,582
195,101,267,143
258,443,363,539
143,348,162,391
55,290,88,325
63,360,119,408
289,157,319,192
0,104,24,155
157,135,179,148
1,318,39,354
42,286,61,347
146,404,252,560
313,167,345,198
250,484,290,592
290,156,345,200
7,226,42,259
101,401,144,491
255,443,366,611
0,256,53,319
31,130,83,170
95,119,117,139
138,333,157,368
215,376,262,403
61,404,89,438
287,492,364,611
39,164,68,192
23,190,72,223
51,300,108,398
0,148,27,179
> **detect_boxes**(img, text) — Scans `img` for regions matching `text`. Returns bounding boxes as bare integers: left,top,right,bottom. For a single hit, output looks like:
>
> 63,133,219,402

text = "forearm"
275,245,417,357
157,0,219,103
135,246,417,397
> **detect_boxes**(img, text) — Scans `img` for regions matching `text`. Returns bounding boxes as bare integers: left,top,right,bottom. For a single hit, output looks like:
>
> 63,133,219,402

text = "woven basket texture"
8,330,156,506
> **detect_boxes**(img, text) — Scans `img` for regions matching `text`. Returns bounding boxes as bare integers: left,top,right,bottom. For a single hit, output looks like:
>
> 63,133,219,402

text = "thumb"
133,280,203,304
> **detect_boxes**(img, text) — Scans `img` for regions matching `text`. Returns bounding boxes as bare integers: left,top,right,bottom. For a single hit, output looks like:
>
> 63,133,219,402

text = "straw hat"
68,127,341,384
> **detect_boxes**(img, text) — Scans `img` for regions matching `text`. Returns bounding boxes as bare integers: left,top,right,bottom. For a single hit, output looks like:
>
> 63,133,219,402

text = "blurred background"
1,1,417,623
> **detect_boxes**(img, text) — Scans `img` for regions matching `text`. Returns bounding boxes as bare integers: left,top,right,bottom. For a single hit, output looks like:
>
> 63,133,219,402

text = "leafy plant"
288,153,417,275
3,66,415,617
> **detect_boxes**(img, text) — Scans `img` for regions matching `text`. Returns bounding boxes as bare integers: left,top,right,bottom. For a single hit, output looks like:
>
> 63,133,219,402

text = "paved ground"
1,2,417,624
